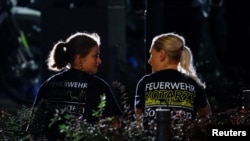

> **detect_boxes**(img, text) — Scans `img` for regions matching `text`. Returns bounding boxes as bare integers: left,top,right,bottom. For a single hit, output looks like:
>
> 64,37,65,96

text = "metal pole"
156,108,172,141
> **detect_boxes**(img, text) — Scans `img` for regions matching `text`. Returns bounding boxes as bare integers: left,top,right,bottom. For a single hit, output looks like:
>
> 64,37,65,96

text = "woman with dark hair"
28,31,122,140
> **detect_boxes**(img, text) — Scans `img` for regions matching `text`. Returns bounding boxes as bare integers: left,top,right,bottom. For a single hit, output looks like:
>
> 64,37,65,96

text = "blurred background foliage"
0,0,250,114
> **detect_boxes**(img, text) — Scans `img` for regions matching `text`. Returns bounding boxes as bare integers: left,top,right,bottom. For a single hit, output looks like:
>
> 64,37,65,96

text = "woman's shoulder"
138,73,151,82
92,75,110,86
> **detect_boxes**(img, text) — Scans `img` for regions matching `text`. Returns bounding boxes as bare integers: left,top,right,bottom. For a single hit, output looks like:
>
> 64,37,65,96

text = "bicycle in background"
0,0,43,105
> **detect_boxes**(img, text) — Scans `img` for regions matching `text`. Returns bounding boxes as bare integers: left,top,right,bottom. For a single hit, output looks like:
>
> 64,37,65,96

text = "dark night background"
1,0,250,114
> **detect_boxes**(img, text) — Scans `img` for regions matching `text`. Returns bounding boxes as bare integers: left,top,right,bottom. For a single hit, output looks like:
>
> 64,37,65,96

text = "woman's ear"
74,54,85,65
76,54,85,61
159,50,167,62
75,54,81,62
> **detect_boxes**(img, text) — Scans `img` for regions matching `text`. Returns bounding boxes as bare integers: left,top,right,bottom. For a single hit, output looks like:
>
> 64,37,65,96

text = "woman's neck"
163,63,178,70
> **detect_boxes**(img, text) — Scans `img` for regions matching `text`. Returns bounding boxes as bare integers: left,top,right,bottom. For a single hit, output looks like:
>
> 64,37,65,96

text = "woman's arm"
197,99,212,118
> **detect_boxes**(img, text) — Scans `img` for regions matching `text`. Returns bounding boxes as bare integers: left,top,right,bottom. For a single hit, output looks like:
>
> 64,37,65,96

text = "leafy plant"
47,81,153,141
0,105,32,140
1,81,250,141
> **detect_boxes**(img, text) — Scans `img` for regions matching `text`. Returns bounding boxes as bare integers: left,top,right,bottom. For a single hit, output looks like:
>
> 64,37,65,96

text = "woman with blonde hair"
134,32,212,128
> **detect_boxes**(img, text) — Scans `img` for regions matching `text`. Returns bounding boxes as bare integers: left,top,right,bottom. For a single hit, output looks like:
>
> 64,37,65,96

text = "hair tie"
63,42,69,51
180,45,184,50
